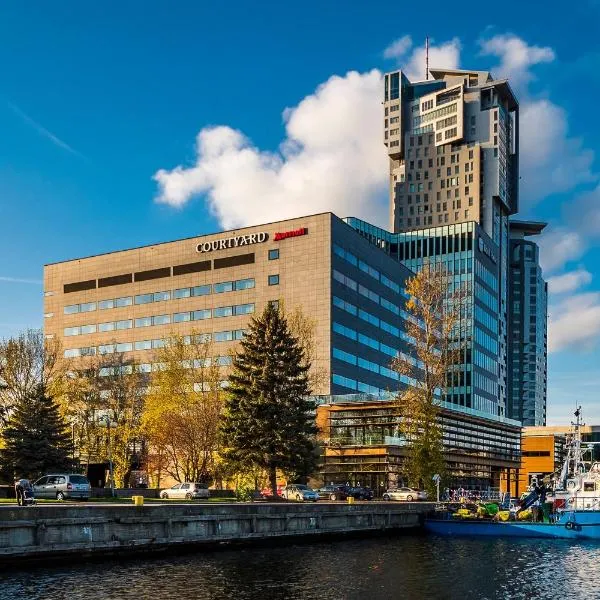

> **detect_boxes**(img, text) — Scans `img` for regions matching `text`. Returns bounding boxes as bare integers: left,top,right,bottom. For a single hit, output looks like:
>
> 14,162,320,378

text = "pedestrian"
14,478,33,506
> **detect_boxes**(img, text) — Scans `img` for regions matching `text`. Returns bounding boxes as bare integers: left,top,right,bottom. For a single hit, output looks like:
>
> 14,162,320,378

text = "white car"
382,487,428,502
159,482,209,500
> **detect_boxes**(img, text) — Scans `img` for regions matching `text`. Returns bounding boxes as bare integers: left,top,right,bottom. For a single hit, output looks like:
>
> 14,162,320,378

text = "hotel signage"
196,232,268,253
274,227,308,241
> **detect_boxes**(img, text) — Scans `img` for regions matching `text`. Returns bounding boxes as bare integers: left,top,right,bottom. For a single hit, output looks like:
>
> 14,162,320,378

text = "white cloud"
0,276,42,285
537,228,586,273
480,34,596,211
548,292,600,352
479,34,554,91
382,36,461,82
383,35,412,60
154,70,389,229
547,268,592,294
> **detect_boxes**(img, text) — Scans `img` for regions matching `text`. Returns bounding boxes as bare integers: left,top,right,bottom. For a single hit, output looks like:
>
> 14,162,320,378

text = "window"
174,287,191,299
214,331,233,342
214,306,233,318
268,274,279,286
115,297,132,308
153,314,171,326
135,293,154,305
135,340,152,351
235,278,255,290
116,319,133,330
193,309,211,320
214,281,233,294
154,291,171,302
80,324,96,335
135,317,152,328
98,322,115,332
64,304,79,315
99,299,114,310
80,302,96,313
116,342,133,353
269,249,279,260
173,312,191,323
193,285,211,296
64,327,80,337
235,303,255,315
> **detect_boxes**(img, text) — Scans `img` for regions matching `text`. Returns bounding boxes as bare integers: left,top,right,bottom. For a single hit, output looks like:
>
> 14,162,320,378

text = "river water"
2,534,599,599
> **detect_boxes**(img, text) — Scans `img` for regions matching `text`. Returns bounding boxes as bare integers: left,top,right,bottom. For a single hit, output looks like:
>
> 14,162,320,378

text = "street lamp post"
99,414,115,497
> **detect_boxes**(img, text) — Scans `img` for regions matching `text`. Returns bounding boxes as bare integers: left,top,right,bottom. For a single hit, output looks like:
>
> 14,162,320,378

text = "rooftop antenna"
425,36,429,80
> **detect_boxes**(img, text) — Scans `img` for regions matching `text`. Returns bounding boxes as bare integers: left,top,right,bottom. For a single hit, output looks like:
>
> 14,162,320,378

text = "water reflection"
1,535,600,599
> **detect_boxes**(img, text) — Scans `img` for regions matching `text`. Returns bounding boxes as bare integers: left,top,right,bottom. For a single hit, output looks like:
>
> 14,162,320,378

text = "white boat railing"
565,496,600,511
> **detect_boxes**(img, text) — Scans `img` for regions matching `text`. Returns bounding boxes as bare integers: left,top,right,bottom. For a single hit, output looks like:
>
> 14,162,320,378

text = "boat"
425,408,600,539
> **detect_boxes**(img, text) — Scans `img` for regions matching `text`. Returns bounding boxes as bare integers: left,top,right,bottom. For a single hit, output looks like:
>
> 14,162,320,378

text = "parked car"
33,474,91,501
345,486,374,500
159,482,209,500
317,485,349,501
382,487,428,502
281,484,319,502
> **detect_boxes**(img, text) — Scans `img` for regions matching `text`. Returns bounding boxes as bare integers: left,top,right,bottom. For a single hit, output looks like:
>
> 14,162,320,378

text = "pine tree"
220,303,317,495
0,385,73,480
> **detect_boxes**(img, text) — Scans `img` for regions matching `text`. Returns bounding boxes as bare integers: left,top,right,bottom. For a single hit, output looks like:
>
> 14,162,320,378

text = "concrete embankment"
0,502,428,565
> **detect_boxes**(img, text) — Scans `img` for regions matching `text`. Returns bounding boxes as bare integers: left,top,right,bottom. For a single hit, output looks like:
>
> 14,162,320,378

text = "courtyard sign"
196,232,269,253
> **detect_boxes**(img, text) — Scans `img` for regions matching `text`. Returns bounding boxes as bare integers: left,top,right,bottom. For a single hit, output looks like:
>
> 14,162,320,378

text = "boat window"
584,482,595,492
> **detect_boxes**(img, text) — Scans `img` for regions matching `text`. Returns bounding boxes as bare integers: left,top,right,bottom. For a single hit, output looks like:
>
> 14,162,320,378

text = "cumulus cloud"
154,70,389,229
547,268,592,294
548,292,600,352
537,228,586,273
480,34,596,211
382,36,461,82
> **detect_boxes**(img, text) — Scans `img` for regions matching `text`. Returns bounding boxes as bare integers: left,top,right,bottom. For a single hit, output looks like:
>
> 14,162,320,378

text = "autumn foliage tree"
393,265,465,495
141,334,224,486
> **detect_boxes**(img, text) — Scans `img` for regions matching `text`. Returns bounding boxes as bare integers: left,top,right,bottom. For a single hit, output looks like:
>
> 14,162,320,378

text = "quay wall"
0,502,427,565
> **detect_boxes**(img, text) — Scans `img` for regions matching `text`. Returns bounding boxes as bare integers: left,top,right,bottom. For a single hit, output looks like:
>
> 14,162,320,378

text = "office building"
44,213,419,397
508,221,548,426
346,218,505,418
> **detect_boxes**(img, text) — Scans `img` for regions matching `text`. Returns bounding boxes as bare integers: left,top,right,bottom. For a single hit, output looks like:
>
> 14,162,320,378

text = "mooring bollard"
132,495,144,506
347,496,355,504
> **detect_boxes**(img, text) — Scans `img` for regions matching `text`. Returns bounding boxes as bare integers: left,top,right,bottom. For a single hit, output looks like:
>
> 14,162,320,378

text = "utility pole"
425,36,429,81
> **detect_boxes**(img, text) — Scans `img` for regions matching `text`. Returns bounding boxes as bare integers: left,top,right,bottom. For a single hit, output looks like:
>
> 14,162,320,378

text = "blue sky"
1,1,599,423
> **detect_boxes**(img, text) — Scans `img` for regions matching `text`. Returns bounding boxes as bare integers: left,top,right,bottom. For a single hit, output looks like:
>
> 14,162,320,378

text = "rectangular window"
135,293,154,305
64,304,79,315
172,260,211,276
80,302,96,313
269,249,279,260
116,319,133,330
98,322,115,332
214,306,233,318
115,297,132,308
153,314,171,326
98,344,116,355
192,309,212,320
192,284,211,297
332,374,357,391
152,339,165,349
154,291,171,302
64,327,80,337
214,331,233,342
99,299,114,310
174,288,191,299
268,274,279,286
135,340,152,351
173,312,191,323
333,348,357,365
235,303,255,315
214,281,234,294
116,342,133,353
80,324,97,335
235,278,255,290
135,317,152,328
214,253,255,269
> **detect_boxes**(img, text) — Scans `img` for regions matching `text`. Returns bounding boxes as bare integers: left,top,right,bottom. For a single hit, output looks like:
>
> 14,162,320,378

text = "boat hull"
425,511,600,540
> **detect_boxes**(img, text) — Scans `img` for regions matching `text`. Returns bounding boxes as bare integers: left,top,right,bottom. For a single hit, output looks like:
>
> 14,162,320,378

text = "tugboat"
425,408,600,539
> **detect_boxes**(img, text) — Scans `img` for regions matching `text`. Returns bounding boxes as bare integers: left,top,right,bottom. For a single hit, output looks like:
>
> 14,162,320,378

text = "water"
2,535,600,599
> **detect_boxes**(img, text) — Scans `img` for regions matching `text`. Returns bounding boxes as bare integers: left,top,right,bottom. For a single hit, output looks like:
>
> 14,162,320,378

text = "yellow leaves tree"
141,334,224,486
393,265,465,494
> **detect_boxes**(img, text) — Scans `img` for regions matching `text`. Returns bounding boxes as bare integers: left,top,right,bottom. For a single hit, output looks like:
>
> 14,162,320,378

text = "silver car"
382,487,428,501
33,474,91,501
159,482,210,500
281,484,319,502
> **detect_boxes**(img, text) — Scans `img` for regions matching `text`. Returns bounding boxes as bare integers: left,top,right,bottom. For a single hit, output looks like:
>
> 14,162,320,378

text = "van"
33,474,91,501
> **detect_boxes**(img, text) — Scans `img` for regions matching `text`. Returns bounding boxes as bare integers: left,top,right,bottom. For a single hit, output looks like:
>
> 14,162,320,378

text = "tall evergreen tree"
220,303,317,495
0,385,72,480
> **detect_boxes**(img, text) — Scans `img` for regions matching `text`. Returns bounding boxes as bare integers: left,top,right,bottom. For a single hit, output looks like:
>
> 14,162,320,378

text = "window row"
63,303,255,336
63,329,248,358
97,355,233,377
63,278,257,315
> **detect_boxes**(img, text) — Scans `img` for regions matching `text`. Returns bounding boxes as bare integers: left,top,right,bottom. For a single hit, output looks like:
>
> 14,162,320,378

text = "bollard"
133,495,144,506
347,496,355,504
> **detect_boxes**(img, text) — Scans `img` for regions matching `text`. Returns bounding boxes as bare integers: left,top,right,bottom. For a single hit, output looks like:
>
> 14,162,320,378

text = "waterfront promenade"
0,501,431,565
